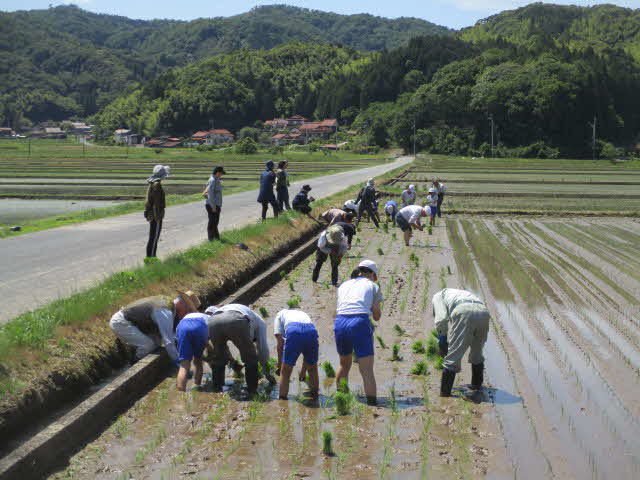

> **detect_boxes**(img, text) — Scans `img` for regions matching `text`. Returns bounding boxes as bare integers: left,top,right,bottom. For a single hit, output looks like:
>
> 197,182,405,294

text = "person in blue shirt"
384,200,398,225
257,160,279,220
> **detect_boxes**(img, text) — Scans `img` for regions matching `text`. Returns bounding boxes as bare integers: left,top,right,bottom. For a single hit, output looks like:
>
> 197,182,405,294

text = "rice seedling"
389,384,399,413
411,340,426,354
391,344,402,361
411,360,428,376
322,361,336,378
376,335,387,349
337,377,350,393
110,415,129,439
447,265,452,275
288,278,296,291
382,222,389,233
259,306,268,318
391,232,397,240
430,329,438,338
409,252,419,267
287,295,301,308
279,270,288,279
134,426,167,463
426,336,439,357
434,356,444,370
377,247,384,255
334,391,353,416
322,431,335,456
428,225,433,235
393,324,406,336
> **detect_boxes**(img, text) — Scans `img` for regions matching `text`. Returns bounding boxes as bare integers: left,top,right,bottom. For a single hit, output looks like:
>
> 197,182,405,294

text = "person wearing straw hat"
334,259,383,405
312,224,349,286
257,160,279,220
109,290,200,363
203,166,226,241
432,289,490,397
144,164,170,258
401,184,417,207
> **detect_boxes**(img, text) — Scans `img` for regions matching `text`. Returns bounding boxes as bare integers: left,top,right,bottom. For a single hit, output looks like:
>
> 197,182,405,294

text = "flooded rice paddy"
48,216,639,479
0,198,124,224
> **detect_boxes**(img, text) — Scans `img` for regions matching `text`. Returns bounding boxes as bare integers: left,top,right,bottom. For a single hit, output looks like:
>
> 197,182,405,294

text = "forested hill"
0,4,448,124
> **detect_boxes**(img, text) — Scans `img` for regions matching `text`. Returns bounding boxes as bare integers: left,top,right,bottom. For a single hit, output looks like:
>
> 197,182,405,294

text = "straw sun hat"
176,290,201,312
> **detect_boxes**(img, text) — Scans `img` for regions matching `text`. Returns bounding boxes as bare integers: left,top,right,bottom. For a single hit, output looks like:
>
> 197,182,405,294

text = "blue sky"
1,0,638,29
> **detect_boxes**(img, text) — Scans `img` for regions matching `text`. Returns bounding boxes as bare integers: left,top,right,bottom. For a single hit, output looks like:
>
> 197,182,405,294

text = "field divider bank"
0,234,321,480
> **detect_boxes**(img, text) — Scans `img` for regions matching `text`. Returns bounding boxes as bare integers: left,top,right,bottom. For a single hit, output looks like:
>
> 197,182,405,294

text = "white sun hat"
358,259,378,275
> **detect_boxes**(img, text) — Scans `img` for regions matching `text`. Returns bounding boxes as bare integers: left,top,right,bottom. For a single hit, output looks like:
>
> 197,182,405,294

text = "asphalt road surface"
0,156,412,324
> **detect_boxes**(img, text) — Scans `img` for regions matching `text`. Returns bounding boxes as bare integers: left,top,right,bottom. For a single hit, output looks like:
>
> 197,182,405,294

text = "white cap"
409,184,415,192
428,187,436,193
358,259,378,275
204,305,219,315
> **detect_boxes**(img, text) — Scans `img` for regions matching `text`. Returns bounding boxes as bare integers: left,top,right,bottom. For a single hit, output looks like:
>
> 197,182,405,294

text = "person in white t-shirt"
334,259,383,405
425,188,439,226
273,307,319,400
395,205,428,246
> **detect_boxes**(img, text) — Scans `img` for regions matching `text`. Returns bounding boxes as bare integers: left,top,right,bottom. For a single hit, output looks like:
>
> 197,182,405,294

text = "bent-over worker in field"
401,184,417,207
274,306,319,400
144,164,169,258
384,199,398,225
343,198,359,215
206,303,276,396
332,221,356,249
203,166,226,241
432,289,490,397
175,310,210,391
320,207,352,225
396,205,428,246
312,224,349,286
109,290,200,363
292,184,314,214
334,260,383,405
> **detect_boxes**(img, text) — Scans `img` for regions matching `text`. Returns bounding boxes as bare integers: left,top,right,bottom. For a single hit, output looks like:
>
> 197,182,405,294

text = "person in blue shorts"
176,311,210,391
274,306,319,400
334,259,383,405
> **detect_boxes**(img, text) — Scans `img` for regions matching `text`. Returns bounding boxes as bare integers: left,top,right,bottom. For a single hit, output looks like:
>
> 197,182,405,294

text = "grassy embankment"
0,162,408,435
0,139,391,237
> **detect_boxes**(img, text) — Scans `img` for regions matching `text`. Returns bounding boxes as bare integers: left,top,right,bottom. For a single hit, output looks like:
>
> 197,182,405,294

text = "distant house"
319,119,339,133
270,132,305,146
44,127,67,139
189,129,234,146
299,123,332,140
285,115,307,127
264,119,288,130
114,129,144,145
62,121,92,136
144,137,182,148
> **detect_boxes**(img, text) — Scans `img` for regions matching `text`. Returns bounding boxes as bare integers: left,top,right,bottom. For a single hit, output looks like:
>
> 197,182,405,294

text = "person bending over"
395,205,428,246
292,184,314,214
312,224,349,286
274,306,319,400
384,199,398,225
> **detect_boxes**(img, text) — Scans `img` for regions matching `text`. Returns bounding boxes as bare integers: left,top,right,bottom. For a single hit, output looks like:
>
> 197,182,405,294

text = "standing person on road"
312,224,349,286
425,188,439,226
334,260,383,405
355,179,380,228
206,303,276,397
432,289,490,397
396,205,428,246
275,160,291,211
144,164,169,258
109,290,200,363
204,166,226,241
292,184,314,214
401,185,417,207
274,306,319,400
257,160,279,220
433,181,446,218
384,199,398,225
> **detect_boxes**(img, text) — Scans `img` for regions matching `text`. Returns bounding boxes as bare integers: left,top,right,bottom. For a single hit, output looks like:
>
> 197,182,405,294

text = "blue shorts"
176,315,209,362
283,322,319,366
334,314,374,359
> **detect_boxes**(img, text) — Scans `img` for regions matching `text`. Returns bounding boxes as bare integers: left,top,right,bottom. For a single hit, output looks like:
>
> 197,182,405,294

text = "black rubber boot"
471,363,484,390
212,365,226,392
245,363,259,397
440,368,456,397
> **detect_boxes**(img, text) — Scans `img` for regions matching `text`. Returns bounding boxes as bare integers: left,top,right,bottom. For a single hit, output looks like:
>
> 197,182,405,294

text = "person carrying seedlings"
425,188,439,226
395,205,428,246
312,224,349,286
292,184,315,214
109,290,200,363
432,289,490,397
205,303,276,396
384,199,398,225
144,164,169,258
343,198,359,215
333,221,356,249
355,178,380,228
334,259,383,405
257,160,279,220
433,181,446,218
275,160,291,211
401,184,417,207
320,208,351,225
273,306,319,400
203,166,226,241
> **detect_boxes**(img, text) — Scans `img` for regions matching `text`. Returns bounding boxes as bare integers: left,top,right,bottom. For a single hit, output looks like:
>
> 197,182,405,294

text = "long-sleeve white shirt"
211,304,270,368
432,289,486,336
151,308,179,361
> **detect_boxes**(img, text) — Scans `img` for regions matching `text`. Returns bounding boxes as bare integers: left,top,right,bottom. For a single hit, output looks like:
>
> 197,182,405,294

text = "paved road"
0,156,412,323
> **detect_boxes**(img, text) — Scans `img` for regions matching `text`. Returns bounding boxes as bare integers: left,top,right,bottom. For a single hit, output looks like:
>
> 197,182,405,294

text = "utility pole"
588,115,597,160
412,119,416,158
488,114,495,159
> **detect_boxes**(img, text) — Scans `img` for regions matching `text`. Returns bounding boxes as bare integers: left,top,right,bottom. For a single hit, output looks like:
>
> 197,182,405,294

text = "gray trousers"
208,311,258,369
443,304,490,373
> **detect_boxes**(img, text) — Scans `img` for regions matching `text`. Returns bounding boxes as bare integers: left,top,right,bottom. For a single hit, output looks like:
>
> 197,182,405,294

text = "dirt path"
50,219,509,480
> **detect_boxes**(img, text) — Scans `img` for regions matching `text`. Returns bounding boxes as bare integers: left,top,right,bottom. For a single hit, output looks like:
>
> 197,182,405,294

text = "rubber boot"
212,365,226,393
245,363,259,397
471,363,484,390
440,368,456,397
366,396,377,406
